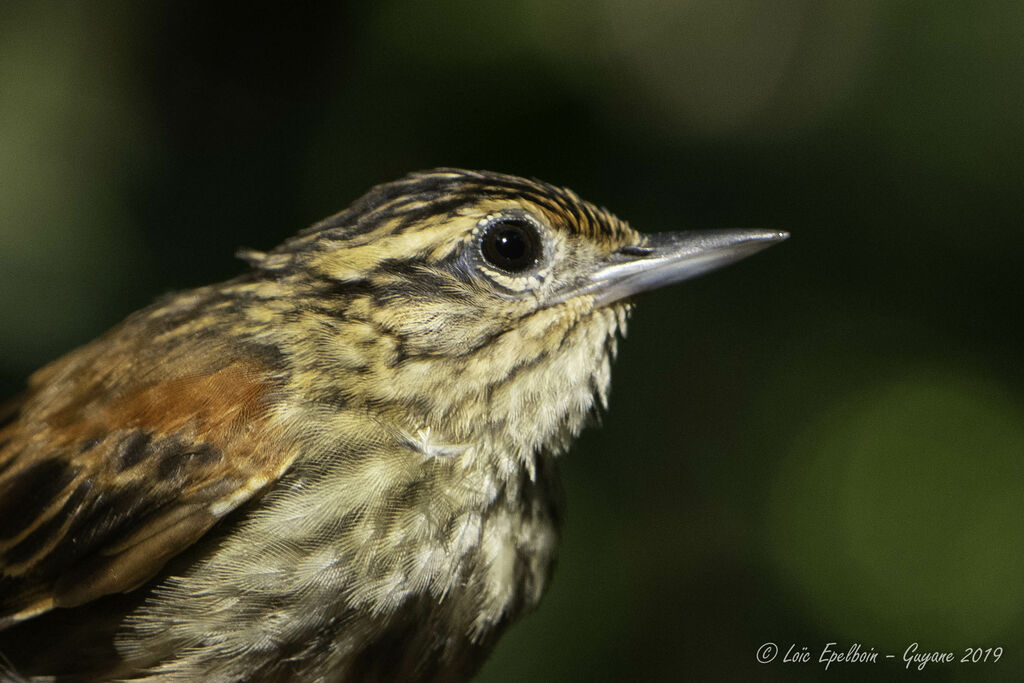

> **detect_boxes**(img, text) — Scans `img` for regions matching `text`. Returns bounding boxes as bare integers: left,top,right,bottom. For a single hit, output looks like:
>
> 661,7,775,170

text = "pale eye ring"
479,219,542,273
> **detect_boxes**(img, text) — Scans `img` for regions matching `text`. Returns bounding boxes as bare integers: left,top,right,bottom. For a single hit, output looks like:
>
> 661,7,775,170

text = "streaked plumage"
0,169,784,681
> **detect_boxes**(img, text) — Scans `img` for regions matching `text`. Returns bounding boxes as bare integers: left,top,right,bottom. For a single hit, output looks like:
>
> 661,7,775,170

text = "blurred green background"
1,1,1022,680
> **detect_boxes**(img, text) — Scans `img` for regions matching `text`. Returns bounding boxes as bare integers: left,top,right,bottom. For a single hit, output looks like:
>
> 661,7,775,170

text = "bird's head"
239,169,786,463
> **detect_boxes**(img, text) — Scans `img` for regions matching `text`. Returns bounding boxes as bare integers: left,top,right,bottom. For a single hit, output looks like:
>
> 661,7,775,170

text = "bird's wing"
0,356,298,628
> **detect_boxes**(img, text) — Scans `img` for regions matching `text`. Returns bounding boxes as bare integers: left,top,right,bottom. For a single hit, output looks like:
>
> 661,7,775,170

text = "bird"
0,169,786,681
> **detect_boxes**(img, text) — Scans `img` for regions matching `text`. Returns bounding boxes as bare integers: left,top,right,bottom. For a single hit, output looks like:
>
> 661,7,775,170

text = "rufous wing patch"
0,361,297,626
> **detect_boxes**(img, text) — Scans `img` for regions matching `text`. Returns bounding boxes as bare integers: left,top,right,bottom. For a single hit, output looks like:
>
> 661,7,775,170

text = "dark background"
1,2,1022,681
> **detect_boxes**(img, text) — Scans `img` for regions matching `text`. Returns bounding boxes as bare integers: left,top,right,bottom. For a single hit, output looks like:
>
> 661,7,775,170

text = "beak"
563,229,789,307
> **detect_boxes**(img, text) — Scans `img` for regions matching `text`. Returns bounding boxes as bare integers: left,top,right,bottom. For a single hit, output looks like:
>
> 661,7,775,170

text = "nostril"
614,246,654,257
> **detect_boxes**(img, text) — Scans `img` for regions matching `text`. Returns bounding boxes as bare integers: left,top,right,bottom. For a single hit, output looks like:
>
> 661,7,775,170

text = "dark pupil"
482,221,538,272
494,229,526,260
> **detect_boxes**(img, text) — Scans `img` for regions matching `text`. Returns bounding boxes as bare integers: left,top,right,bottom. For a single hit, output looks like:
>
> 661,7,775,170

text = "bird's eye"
480,219,542,273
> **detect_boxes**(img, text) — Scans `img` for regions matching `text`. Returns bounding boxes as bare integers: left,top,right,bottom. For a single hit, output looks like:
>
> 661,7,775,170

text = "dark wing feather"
0,356,297,627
